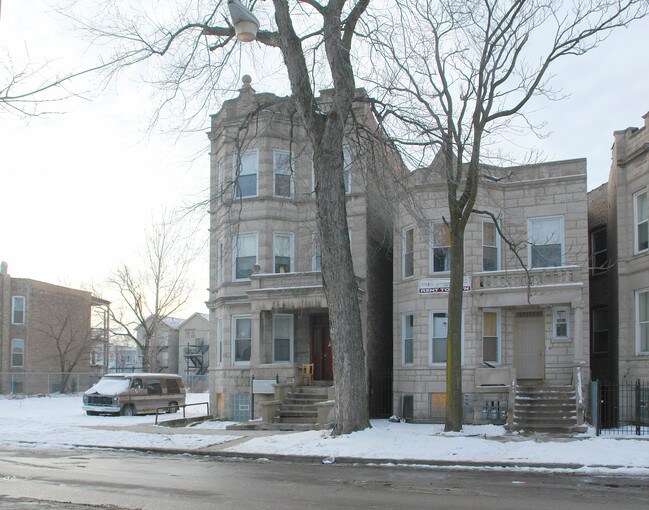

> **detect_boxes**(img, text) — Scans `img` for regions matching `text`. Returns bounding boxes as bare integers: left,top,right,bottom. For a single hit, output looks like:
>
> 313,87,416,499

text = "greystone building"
207,78,394,421
588,112,649,390
207,79,593,429
393,156,590,428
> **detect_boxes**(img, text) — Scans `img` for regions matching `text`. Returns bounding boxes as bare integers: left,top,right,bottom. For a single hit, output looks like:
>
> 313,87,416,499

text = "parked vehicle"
83,373,186,416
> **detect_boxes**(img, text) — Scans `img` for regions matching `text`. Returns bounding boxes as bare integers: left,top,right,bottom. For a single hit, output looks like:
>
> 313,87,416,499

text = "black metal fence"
591,379,649,436
369,370,393,419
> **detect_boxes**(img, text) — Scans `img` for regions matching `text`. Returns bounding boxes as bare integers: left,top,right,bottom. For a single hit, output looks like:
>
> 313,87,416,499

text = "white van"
83,373,186,416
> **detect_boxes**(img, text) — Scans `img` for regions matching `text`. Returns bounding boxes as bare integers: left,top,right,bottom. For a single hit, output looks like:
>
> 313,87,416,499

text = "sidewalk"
84,418,649,475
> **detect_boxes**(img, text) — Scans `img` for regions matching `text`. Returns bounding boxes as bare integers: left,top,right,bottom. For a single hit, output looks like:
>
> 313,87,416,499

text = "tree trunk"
314,127,370,435
445,214,466,431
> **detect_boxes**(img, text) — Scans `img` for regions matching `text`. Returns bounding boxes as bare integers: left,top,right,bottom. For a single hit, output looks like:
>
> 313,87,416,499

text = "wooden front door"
311,315,333,381
514,311,545,380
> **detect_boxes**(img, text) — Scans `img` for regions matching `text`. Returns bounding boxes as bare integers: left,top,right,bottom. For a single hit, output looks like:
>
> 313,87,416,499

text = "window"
482,221,499,271
402,227,414,278
233,150,258,198
216,238,224,285
217,159,224,203
232,316,251,364
343,146,352,193
233,233,257,280
482,310,500,363
11,339,24,367
591,308,609,354
529,216,563,268
430,312,448,364
216,317,223,365
273,233,294,273
273,314,293,363
590,227,608,274
637,289,649,354
185,329,196,339
402,314,414,365
274,150,293,197
11,296,25,325
430,221,451,273
312,234,322,271
553,306,570,339
634,190,648,253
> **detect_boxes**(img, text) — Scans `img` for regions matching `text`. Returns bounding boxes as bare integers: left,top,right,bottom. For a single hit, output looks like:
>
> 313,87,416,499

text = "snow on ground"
0,393,239,450
1,394,649,475
227,420,649,472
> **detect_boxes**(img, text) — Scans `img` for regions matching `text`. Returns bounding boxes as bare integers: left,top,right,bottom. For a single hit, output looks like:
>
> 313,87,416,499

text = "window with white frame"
216,238,224,285
312,233,322,271
430,221,451,273
273,233,294,273
529,216,563,268
553,306,570,339
233,150,258,198
273,314,293,363
636,289,649,354
343,146,352,193
185,329,196,339
402,314,414,365
233,233,257,280
430,312,448,364
634,190,648,253
482,221,499,271
11,339,24,367
482,310,500,363
215,318,223,365
11,296,25,325
590,227,608,275
274,150,293,197
403,227,414,278
232,316,251,364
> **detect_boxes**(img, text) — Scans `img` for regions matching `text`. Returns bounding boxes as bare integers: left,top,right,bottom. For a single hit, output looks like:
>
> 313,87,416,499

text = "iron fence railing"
591,379,649,436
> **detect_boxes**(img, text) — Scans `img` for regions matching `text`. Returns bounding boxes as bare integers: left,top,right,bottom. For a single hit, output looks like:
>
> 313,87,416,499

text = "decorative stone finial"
239,75,255,96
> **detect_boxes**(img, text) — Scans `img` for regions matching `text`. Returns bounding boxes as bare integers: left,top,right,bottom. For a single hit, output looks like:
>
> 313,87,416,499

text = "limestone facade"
392,159,590,422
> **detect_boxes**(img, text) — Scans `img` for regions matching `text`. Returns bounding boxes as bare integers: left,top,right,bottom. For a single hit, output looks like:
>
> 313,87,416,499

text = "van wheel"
121,404,135,416
168,402,178,414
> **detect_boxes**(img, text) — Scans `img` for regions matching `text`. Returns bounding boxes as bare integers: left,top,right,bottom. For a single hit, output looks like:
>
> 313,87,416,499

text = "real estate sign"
418,277,471,294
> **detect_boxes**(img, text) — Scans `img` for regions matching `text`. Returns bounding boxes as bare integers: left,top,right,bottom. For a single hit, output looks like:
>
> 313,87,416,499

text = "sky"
1,1,648,318
2,393,649,475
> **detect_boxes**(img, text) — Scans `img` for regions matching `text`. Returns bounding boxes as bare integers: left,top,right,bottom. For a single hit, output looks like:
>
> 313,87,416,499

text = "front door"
514,311,545,380
311,315,333,381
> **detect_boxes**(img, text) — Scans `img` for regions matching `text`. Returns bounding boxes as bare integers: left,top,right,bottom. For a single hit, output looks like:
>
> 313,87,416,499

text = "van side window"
147,379,162,395
166,379,180,394
132,378,143,389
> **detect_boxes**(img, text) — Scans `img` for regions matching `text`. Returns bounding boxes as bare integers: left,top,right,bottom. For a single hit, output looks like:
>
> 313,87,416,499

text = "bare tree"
32,296,93,393
54,0,376,434
366,0,648,431
105,213,196,372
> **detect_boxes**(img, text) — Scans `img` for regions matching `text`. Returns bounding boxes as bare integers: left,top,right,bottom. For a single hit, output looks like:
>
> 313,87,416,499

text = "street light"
228,0,260,42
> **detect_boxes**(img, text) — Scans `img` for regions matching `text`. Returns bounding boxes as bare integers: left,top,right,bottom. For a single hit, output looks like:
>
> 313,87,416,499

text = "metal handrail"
155,401,210,425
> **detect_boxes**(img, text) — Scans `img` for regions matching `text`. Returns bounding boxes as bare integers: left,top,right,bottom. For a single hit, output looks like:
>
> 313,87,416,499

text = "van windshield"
86,376,131,395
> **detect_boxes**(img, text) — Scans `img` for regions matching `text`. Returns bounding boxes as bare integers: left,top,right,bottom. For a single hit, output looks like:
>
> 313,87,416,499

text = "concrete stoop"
506,385,587,434
227,385,334,432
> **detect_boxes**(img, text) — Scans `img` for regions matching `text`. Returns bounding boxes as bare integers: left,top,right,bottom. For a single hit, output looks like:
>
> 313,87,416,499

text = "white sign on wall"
418,277,471,294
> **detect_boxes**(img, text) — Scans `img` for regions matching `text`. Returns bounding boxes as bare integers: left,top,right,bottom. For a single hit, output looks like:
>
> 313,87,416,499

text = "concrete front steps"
507,385,587,434
265,385,333,431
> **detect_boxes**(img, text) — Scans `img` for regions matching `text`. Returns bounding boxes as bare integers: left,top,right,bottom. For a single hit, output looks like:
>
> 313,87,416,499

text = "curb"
72,443,640,473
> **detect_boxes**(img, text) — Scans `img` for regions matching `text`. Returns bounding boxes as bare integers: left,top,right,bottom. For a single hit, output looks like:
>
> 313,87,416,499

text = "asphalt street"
0,447,647,509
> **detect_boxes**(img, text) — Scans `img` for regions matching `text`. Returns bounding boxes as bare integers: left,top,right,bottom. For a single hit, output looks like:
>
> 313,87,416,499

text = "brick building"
0,262,108,394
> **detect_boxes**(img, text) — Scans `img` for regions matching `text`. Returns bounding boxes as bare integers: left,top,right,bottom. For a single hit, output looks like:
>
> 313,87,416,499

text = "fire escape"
184,341,209,376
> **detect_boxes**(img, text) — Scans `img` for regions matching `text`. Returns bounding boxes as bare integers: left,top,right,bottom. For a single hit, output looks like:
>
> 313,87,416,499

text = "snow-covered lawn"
0,393,239,450
2,394,649,475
